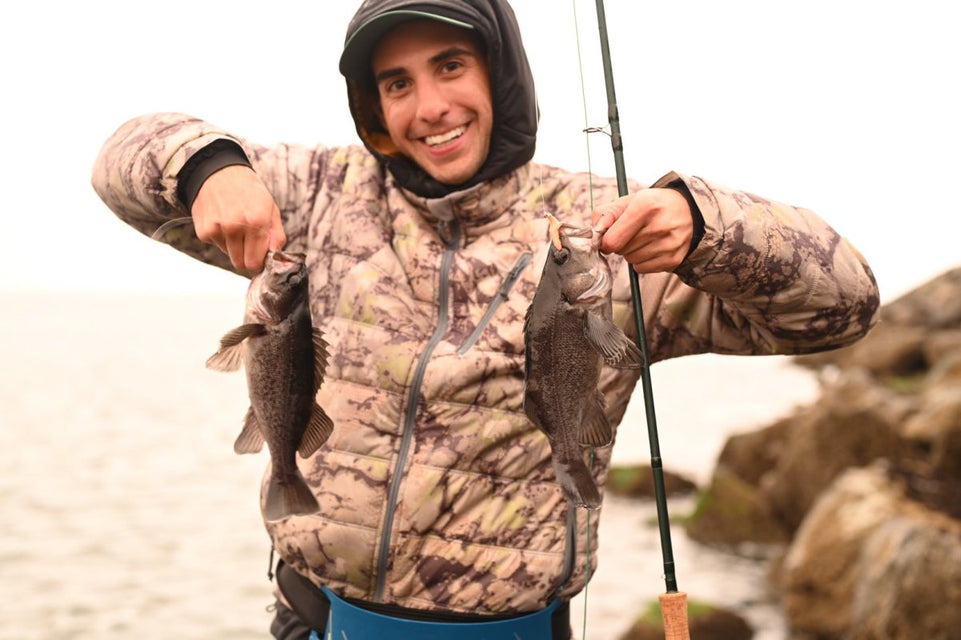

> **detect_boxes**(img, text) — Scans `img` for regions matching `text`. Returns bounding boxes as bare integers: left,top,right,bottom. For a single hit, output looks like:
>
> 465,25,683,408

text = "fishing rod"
591,1,691,637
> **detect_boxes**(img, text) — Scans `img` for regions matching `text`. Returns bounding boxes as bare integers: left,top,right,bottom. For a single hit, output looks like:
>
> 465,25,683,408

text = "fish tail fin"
553,458,602,510
264,470,320,522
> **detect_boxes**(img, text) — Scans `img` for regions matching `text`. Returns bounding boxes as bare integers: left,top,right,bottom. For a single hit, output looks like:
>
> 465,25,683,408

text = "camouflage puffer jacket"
91,113,879,615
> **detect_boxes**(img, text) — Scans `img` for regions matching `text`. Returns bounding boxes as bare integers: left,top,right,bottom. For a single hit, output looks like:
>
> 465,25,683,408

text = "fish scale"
206,250,334,522
524,214,642,508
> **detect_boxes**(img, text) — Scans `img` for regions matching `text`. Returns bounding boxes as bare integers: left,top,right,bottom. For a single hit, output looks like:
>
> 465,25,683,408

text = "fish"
206,250,334,522
524,213,643,509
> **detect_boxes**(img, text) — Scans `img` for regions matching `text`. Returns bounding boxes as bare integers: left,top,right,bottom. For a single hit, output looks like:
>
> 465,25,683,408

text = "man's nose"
415,80,451,122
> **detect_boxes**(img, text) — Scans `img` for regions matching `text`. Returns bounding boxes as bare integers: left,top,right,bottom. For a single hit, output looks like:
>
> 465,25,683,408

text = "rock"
849,517,961,640
901,351,961,485
761,369,909,531
780,465,908,637
684,466,789,547
618,599,753,640
715,417,794,486
780,463,961,639
604,464,698,499
921,330,961,374
895,467,961,521
881,266,961,329
795,322,929,378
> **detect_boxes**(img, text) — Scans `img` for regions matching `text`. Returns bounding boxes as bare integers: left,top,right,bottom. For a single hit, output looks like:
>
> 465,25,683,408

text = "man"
91,1,880,638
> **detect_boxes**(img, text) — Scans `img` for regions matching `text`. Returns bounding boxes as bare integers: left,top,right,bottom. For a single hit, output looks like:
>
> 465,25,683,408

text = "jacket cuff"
652,173,705,258
176,139,252,212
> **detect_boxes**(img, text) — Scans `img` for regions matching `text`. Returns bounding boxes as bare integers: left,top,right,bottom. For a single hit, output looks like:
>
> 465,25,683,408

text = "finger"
600,209,648,255
192,216,226,253
208,231,228,255
591,203,618,232
244,230,270,271
622,238,688,274
629,254,682,274
268,210,287,251
224,232,247,270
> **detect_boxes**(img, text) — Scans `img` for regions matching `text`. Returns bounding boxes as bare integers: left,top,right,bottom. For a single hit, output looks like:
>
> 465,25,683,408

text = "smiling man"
370,19,493,185
91,1,879,638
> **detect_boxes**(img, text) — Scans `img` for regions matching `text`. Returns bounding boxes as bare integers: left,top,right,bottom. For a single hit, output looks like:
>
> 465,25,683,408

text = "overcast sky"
2,0,957,300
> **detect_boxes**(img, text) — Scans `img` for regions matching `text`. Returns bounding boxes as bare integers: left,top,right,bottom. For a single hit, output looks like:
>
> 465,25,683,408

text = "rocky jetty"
681,266,961,639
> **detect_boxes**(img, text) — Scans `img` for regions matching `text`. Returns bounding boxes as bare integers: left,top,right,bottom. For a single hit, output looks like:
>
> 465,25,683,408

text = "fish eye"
553,248,569,265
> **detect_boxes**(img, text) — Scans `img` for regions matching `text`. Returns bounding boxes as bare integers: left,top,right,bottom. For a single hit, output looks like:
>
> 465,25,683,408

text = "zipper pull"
498,252,533,300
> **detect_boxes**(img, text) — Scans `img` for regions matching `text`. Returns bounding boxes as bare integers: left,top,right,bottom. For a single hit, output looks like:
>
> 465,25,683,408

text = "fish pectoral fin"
205,323,266,372
578,393,614,447
297,404,334,458
234,407,265,454
311,328,330,392
584,312,644,369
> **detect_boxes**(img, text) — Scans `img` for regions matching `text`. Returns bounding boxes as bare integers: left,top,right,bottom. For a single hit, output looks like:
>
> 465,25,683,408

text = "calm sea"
1,291,818,639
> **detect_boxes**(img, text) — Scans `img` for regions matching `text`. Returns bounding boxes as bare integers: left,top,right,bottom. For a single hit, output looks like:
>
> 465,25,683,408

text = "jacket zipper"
374,218,462,603
456,251,533,356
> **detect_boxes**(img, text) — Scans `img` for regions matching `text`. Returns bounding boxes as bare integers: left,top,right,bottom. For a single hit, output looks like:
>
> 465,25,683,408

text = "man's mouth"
424,125,467,148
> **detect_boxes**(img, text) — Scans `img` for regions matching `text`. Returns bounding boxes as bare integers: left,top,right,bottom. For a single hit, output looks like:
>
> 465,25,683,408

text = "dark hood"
340,0,538,198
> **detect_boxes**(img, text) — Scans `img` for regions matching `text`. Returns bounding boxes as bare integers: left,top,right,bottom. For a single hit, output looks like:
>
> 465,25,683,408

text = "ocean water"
0,291,820,639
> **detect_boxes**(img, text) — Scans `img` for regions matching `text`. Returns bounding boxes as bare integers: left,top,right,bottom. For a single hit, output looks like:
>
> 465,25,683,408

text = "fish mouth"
265,251,307,282
268,250,306,265
545,213,593,251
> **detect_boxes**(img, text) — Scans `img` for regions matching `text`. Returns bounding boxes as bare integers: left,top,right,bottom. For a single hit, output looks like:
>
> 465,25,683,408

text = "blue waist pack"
310,586,566,640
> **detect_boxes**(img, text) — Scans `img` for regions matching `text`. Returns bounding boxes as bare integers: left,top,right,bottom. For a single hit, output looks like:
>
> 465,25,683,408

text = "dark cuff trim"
176,139,252,212
664,180,705,258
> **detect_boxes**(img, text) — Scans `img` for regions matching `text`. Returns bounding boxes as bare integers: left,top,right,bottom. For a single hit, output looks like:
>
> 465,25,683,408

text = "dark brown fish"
206,250,333,522
524,213,642,509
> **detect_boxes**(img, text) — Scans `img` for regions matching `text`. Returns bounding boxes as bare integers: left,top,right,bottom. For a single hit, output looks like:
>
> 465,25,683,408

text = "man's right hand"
191,165,286,271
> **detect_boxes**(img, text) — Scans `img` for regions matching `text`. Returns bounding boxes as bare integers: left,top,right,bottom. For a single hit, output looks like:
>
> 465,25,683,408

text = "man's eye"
441,61,462,73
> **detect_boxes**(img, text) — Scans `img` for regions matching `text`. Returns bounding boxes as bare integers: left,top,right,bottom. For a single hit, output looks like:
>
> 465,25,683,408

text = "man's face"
371,19,493,186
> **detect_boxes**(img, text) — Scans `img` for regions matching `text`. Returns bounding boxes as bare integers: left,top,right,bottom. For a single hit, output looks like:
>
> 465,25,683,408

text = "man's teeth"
425,126,466,147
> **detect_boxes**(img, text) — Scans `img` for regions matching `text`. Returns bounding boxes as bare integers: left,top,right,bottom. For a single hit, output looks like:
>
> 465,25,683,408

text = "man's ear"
348,80,402,157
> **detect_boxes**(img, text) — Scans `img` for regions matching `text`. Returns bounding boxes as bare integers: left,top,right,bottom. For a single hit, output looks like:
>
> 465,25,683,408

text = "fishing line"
572,0,597,212
570,1,600,636
150,216,194,241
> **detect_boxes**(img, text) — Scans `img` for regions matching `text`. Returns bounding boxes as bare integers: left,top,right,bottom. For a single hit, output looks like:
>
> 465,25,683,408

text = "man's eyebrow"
373,46,475,84
429,46,473,65
374,66,405,84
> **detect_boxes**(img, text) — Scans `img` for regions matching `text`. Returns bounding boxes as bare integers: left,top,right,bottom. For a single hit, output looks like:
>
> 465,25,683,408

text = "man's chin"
422,161,482,187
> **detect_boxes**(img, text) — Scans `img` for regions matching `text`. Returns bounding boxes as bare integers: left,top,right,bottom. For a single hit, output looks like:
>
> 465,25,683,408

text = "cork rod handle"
659,592,691,640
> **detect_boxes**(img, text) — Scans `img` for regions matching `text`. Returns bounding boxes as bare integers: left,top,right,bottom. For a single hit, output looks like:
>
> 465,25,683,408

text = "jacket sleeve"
634,172,880,359
90,112,327,274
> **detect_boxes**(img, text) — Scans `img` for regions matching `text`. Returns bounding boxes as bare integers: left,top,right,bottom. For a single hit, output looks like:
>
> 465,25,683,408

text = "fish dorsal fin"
205,323,266,372
584,312,643,369
312,328,330,393
234,407,265,454
578,391,614,447
298,403,334,458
